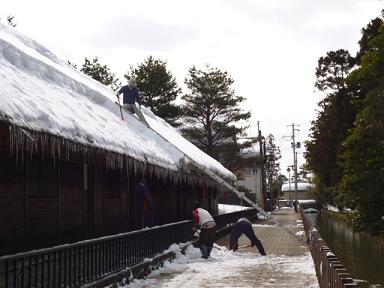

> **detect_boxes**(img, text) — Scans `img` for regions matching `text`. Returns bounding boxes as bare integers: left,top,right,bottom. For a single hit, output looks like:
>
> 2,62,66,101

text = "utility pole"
287,165,293,207
287,123,300,210
257,121,267,210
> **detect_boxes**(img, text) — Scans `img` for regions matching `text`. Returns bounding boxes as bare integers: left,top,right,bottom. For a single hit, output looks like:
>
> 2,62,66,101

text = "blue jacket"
117,85,141,104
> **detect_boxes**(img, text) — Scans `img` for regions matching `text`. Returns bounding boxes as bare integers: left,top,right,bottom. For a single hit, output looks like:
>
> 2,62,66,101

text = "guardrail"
300,209,357,288
0,208,258,288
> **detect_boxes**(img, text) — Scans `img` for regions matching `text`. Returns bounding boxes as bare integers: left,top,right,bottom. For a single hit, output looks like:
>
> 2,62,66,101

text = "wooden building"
0,122,223,256
0,24,235,256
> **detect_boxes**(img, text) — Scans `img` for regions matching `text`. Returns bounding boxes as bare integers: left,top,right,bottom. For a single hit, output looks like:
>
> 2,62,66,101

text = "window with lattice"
26,158,57,198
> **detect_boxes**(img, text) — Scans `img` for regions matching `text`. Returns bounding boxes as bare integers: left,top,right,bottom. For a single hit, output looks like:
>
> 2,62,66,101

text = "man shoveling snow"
229,217,266,255
192,202,217,259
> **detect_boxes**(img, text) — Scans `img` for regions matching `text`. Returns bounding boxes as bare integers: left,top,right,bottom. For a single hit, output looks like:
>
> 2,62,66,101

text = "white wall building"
235,144,263,206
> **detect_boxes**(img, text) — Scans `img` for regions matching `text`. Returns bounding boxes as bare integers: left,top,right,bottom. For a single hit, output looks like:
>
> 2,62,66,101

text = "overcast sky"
3,0,383,174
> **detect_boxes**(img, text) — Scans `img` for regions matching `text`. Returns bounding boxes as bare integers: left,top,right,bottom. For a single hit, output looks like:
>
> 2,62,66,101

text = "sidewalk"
214,207,317,287
124,208,319,288
217,207,307,256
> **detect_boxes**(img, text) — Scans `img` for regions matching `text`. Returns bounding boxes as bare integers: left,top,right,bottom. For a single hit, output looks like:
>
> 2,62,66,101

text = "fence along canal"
301,209,357,288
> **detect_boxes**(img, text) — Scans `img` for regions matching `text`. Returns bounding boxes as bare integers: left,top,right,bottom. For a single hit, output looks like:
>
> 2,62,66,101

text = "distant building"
235,144,263,207
281,181,315,201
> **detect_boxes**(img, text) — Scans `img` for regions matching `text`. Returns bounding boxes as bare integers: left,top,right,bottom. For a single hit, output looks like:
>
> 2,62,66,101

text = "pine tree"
125,56,182,126
182,65,251,171
341,89,384,234
341,24,384,234
80,57,120,90
305,49,356,203
315,49,355,93
356,10,384,64
264,134,281,206
305,10,384,234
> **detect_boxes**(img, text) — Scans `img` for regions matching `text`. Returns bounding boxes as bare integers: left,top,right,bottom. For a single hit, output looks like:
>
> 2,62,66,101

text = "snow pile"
0,23,235,180
299,199,317,204
122,244,319,287
218,203,249,214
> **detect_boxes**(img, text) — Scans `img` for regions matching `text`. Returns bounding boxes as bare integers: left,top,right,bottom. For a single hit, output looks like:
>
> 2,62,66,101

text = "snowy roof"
0,23,235,182
281,182,314,192
141,108,236,181
240,143,260,158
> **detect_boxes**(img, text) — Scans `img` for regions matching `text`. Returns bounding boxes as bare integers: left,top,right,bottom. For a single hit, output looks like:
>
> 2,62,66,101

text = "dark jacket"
229,218,257,248
117,85,141,104
135,178,154,210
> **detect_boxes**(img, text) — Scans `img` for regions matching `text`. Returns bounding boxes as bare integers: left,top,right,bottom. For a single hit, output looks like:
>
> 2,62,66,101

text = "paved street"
125,208,319,288
217,208,307,256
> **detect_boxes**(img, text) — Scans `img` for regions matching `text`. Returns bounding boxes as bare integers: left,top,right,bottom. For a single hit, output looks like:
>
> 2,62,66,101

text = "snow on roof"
240,143,260,158
0,23,235,181
142,108,236,181
281,182,314,192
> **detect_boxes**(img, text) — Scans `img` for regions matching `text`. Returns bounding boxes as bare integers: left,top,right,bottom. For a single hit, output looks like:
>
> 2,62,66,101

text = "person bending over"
229,217,266,255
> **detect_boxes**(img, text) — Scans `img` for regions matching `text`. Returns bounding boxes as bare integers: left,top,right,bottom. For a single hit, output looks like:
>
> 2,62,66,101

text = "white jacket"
193,208,215,227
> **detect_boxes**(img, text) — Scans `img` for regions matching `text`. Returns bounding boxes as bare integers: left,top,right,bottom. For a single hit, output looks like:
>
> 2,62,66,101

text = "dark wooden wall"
0,123,218,255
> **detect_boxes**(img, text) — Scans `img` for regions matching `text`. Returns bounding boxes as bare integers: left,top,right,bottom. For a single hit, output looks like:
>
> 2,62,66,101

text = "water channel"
308,212,384,287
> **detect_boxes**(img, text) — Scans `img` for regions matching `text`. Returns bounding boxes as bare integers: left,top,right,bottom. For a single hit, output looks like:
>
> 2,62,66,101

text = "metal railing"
0,208,258,288
214,208,257,229
301,209,357,288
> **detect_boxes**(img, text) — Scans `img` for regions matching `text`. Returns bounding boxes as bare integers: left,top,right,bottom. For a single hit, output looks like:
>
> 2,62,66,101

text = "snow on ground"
252,223,278,227
218,204,249,214
121,244,318,288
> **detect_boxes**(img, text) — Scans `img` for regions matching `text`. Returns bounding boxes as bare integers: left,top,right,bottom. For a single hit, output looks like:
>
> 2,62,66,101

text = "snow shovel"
116,95,124,120
238,244,252,249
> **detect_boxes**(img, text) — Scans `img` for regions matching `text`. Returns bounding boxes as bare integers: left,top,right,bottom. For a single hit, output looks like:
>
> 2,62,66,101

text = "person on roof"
229,217,266,255
192,202,217,259
116,78,149,126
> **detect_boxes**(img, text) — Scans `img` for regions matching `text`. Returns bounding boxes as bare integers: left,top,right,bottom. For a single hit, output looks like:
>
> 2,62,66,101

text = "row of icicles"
8,124,218,188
